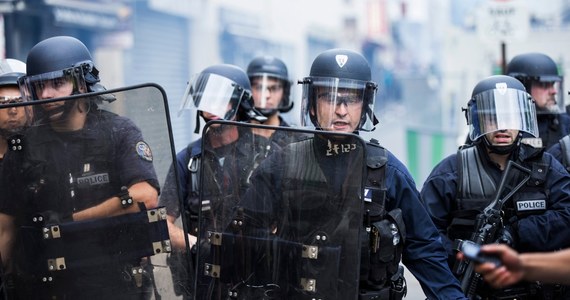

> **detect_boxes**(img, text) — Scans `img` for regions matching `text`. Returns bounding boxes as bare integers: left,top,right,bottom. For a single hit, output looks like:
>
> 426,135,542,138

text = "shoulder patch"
136,141,153,162
521,137,542,148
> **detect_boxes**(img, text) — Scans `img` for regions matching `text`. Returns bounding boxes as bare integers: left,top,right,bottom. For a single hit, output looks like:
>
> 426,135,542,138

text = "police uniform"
0,109,159,299
421,142,570,298
160,124,290,299
537,113,570,150
546,134,570,171
363,142,466,300
236,136,466,300
160,125,290,234
264,116,292,147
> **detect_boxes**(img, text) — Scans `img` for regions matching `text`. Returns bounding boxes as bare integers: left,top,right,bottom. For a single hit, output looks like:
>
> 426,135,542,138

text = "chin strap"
278,102,294,113
194,113,201,134
247,107,268,123
483,133,522,155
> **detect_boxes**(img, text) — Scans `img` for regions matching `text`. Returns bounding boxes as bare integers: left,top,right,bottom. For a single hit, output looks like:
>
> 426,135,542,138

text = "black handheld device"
460,241,502,267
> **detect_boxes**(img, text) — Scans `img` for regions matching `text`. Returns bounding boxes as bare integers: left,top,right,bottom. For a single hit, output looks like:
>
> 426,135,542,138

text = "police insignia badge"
335,54,348,68
136,141,153,162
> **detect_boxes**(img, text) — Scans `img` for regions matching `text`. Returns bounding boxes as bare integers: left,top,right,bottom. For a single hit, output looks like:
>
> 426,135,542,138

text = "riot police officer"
506,52,569,149
246,55,293,124
421,75,570,299
0,36,160,299
225,48,467,299
0,58,30,170
159,63,264,298
0,59,30,272
244,56,298,167
246,55,293,126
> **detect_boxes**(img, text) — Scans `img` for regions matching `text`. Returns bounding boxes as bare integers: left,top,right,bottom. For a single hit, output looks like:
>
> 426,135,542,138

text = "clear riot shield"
195,121,365,300
0,84,182,299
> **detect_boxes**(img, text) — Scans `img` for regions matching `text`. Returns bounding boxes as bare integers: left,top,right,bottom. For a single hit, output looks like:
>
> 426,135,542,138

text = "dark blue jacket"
375,147,467,299
537,112,570,150
421,144,570,257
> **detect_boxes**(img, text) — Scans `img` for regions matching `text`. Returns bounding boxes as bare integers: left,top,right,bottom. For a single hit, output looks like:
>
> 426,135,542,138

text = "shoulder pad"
366,141,387,169
187,140,203,157
97,109,119,119
519,143,545,162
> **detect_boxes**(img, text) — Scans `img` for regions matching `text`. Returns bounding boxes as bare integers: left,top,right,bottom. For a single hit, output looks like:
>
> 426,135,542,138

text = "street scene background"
2,0,570,298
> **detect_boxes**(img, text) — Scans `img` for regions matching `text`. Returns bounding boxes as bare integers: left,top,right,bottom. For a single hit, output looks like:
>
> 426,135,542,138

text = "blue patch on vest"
364,188,372,202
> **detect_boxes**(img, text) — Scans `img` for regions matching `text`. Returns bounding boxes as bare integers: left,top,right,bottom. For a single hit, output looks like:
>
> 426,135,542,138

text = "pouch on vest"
367,208,405,286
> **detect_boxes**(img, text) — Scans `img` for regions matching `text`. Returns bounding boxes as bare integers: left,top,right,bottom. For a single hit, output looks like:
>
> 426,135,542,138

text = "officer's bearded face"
312,87,363,133
531,81,558,112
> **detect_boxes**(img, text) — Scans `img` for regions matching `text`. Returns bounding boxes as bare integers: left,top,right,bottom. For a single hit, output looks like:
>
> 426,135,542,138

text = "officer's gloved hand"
495,224,517,248
35,210,72,225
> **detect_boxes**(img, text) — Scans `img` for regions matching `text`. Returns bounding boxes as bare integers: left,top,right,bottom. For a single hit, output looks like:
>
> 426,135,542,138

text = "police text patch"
516,200,546,212
77,173,110,187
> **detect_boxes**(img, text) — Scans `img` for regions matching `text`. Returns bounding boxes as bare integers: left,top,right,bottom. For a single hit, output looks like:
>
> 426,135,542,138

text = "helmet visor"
469,88,538,141
0,95,23,105
18,67,87,102
178,72,245,120
301,77,376,131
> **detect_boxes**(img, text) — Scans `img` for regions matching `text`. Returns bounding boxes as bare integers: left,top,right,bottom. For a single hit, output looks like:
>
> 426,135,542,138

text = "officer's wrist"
117,186,134,208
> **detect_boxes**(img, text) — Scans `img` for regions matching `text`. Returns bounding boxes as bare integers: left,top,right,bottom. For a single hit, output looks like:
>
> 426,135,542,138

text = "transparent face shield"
468,87,538,141
301,77,377,132
250,74,288,110
178,72,245,120
0,95,23,105
0,95,32,135
18,67,87,102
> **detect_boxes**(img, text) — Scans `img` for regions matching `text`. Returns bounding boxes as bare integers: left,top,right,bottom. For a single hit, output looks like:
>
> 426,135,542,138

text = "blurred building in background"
1,0,570,186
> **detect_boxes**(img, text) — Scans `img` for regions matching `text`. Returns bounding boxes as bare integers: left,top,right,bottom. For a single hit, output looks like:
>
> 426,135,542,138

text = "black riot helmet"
299,48,378,132
246,56,293,116
179,64,264,133
506,52,561,91
465,75,538,154
18,36,104,102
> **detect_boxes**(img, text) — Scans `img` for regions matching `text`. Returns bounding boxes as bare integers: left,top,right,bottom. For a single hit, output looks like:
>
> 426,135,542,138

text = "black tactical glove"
495,224,517,248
